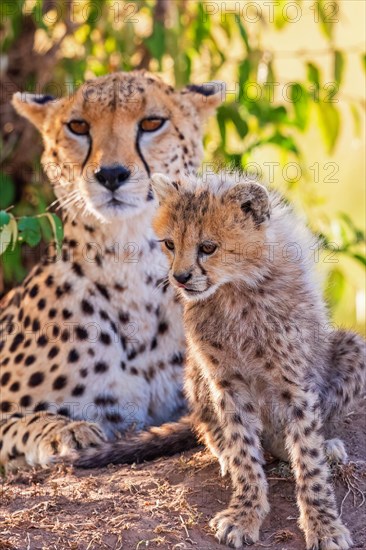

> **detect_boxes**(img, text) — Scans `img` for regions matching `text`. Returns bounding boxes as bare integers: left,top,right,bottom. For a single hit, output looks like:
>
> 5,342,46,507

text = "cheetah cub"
151,172,366,550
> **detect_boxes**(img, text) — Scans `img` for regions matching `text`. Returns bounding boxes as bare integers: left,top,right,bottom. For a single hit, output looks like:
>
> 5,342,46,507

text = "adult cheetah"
0,71,224,467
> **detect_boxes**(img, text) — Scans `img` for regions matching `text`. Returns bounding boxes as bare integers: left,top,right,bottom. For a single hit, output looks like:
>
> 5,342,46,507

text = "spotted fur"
0,71,224,468
148,171,365,549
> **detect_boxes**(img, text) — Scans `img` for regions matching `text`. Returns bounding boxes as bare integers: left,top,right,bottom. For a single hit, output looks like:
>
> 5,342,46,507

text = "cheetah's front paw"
210,508,261,547
305,518,352,550
38,421,106,466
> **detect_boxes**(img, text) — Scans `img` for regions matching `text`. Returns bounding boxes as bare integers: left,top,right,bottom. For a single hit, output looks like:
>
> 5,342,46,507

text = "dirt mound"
1,403,365,550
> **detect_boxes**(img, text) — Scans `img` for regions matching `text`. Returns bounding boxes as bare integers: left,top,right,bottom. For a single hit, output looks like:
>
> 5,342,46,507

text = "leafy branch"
0,210,63,255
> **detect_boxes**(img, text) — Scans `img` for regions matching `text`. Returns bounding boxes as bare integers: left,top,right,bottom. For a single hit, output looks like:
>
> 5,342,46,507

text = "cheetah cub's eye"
164,240,175,251
67,120,90,136
140,118,166,132
199,242,217,256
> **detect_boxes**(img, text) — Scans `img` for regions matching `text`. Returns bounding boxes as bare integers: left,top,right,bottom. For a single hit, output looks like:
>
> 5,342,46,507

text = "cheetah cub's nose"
173,272,192,285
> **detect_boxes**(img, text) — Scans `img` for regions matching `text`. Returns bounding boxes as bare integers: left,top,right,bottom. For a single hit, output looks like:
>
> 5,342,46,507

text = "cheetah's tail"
322,329,366,421
74,415,198,468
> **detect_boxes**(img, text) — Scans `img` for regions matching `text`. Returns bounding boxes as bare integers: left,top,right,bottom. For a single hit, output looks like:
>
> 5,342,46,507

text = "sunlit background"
1,0,365,333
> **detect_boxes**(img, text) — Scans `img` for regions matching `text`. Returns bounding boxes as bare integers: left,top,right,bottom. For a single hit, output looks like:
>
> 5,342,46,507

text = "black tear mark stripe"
82,136,93,171
196,255,207,276
54,124,80,182
135,128,150,176
196,226,207,275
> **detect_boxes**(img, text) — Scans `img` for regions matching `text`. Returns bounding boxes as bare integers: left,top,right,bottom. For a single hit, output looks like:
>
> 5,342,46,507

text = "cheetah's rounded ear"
228,183,270,227
151,173,179,204
181,81,226,116
12,92,60,131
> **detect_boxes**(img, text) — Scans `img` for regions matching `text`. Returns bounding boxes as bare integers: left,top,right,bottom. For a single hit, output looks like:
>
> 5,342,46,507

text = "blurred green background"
0,0,365,333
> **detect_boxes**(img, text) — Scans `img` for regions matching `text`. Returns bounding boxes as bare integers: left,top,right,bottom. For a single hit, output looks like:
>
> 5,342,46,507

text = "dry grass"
1,407,365,549
332,461,366,516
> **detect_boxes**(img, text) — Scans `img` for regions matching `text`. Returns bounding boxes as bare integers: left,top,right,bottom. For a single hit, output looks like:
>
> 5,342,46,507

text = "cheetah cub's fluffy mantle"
151,172,365,550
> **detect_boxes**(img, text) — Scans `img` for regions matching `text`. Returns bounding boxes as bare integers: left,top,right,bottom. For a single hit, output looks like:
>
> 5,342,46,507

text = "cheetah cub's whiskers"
151,171,365,550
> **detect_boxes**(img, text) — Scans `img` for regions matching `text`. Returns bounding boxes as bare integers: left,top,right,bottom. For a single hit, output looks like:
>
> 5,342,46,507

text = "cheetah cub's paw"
324,438,348,464
39,421,106,466
305,518,352,550
210,508,261,547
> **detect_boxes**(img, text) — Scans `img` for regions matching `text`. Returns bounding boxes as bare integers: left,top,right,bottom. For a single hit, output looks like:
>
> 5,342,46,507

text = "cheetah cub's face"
151,173,271,301
12,72,223,223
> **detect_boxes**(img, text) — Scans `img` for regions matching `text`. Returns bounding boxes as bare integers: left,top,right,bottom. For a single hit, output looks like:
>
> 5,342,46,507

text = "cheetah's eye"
199,242,217,255
140,118,166,132
67,120,90,136
164,240,175,251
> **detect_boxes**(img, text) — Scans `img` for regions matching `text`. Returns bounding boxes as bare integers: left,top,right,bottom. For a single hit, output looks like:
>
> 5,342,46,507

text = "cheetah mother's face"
12,72,224,223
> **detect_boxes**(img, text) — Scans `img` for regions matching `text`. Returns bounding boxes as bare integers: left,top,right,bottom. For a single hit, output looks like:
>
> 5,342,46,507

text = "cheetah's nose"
173,271,192,285
95,165,131,191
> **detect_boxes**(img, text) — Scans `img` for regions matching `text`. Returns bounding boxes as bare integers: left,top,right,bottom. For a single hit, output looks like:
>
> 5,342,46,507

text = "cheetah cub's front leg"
285,391,352,550
209,388,269,548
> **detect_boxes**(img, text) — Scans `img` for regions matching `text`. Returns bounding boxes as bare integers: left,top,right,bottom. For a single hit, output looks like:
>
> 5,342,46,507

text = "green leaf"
352,253,366,267
317,103,340,154
17,217,42,247
0,223,12,254
290,83,309,130
266,106,288,124
274,0,291,30
229,109,248,139
45,213,64,250
325,267,345,309
362,53,366,72
193,3,211,49
339,213,365,240
334,50,345,86
350,103,361,137
217,105,248,141
238,58,250,91
1,241,26,283
86,2,103,25
0,212,17,253
318,0,336,40
38,214,52,241
216,107,227,147
307,62,320,90
266,133,300,155
0,173,15,209
145,21,165,64
9,216,18,250
0,211,10,228
178,51,192,85
235,18,250,52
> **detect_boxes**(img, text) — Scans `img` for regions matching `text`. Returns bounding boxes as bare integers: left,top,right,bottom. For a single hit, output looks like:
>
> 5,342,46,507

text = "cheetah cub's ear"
228,182,270,227
151,173,179,204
